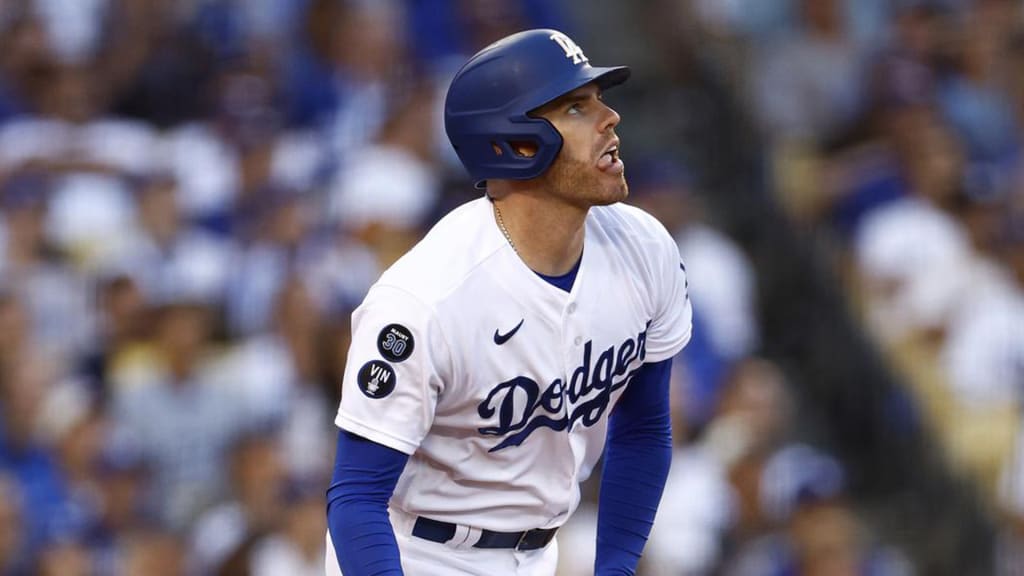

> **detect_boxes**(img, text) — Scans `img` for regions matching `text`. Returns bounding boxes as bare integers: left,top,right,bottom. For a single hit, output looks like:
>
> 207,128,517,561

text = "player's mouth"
597,140,623,175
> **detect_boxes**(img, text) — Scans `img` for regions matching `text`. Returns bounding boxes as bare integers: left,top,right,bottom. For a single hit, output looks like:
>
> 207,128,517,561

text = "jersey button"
574,336,582,346
567,303,577,314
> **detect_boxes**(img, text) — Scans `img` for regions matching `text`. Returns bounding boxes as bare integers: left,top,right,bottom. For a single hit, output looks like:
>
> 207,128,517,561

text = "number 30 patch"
377,324,415,362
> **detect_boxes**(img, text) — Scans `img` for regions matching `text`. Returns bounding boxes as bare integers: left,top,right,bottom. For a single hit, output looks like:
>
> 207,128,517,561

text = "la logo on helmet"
549,32,588,65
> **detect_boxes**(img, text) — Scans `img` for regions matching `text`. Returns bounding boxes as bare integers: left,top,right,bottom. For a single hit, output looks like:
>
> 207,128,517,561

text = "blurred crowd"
0,0,1022,575
567,0,1024,574
631,0,1022,574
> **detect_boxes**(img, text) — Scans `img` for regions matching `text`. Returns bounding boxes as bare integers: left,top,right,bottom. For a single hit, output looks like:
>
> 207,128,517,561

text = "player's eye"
567,103,583,115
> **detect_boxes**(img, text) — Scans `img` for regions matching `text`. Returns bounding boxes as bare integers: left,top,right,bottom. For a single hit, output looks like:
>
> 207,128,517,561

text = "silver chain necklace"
493,202,518,253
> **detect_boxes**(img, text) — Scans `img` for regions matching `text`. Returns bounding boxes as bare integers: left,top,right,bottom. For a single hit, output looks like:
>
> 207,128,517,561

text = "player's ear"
509,141,538,158
491,140,539,159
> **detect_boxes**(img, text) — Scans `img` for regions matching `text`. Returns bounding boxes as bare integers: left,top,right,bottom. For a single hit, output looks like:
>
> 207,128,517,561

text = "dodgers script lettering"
477,325,648,451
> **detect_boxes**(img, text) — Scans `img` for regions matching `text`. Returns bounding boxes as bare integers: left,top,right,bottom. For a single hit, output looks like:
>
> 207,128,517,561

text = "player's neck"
490,192,586,276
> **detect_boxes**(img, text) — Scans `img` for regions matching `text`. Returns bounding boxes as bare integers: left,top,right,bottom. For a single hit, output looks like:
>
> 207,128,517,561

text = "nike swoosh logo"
493,319,524,345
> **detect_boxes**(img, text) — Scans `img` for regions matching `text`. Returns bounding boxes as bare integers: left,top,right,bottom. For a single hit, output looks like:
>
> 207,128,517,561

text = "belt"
411,516,558,551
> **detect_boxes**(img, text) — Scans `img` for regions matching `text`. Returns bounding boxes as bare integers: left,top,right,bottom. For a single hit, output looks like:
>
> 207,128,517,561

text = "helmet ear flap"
457,115,563,187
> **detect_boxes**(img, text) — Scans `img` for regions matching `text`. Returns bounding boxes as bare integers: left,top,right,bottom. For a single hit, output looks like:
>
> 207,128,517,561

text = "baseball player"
326,29,692,576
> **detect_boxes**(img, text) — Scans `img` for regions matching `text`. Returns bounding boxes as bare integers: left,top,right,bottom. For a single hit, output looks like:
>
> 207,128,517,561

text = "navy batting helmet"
444,29,630,188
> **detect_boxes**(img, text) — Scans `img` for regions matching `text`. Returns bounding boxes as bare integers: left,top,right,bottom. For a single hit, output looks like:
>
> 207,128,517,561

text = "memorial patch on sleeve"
357,360,397,399
377,323,415,362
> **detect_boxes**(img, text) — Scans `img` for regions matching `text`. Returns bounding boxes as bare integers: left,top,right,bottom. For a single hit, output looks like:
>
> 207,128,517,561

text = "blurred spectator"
629,159,759,429
0,292,30,375
690,0,892,47
855,192,1023,493
248,477,326,576
78,431,150,574
284,0,414,157
752,0,869,142
322,0,419,162
234,0,310,57
759,444,846,525
1009,32,1024,129
279,0,346,128
644,387,733,574
225,187,316,335
190,427,286,575
633,160,759,360
0,62,164,275
0,174,92,364
158,58,289,228
48,399,105,492
30,0,111,65
0,353,80,559
35,539,92,576
328,86,441,266
39,396,109,546
940,273,1024,410
407,0,568,70
854,196,972,343
820,57,939,237
714,359,795,524
111,299,248,529
1002,213,1024,288
936,0,1020,169
160,120,242,228
0,474,26,575
118,528,186,576
114,172,235,306
0,10,51,121
727,444,913,576
78,274,147,403
644,358,795,576
100,0,217,127
299,225,381,321
221,276,334,478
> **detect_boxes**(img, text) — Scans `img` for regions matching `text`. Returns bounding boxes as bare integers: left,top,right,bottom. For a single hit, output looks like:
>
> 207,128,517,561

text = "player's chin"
594,173,628,205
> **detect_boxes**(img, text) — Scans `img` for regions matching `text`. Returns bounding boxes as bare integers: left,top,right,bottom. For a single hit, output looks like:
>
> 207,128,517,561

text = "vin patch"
357,360,397,399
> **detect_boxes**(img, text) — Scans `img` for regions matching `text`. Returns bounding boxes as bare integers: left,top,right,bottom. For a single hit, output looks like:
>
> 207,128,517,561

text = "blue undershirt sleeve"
595,358,674,575
326,429,409,575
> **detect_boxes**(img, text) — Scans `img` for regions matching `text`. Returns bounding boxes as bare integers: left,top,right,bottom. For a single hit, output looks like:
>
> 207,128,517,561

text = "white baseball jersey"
335,196,692,532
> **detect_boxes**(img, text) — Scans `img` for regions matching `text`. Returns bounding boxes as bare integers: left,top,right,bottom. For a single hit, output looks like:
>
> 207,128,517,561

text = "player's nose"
598,102,621,134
